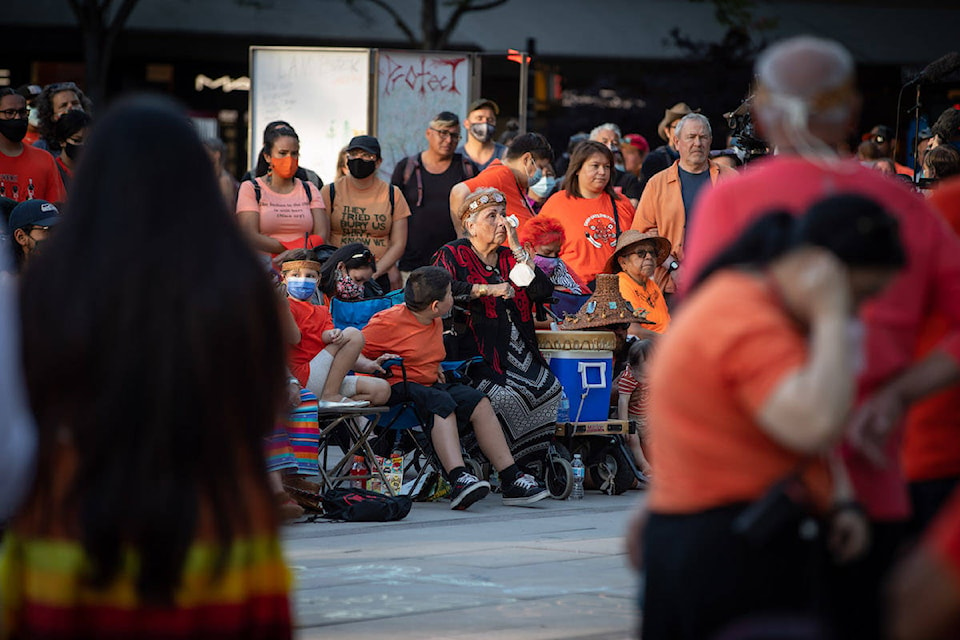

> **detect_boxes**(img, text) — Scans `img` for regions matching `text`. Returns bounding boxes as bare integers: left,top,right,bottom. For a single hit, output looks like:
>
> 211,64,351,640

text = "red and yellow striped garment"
1,445,292,639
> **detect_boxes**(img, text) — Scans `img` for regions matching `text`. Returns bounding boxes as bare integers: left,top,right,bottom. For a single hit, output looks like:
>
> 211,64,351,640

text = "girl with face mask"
320,135,410,293
236,126,330,265
518,216,589,296
52,108,92,192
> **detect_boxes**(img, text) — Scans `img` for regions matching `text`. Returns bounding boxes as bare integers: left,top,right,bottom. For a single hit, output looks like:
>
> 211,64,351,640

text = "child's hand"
324,328,344,344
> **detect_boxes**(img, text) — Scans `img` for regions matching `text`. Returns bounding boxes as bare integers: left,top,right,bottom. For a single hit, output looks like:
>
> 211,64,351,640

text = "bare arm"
374,216,408,280
237,209,285,254
756,250,855,454
449,182,469,236
311,207,330,244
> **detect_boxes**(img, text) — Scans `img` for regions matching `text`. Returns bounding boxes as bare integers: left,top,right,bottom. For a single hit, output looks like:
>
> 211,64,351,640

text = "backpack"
247,176,316,205
319,487,412,522
399,153,477,207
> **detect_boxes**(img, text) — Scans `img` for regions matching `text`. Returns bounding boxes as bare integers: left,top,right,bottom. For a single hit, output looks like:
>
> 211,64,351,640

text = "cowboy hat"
605,230,672,274
657,102,698,142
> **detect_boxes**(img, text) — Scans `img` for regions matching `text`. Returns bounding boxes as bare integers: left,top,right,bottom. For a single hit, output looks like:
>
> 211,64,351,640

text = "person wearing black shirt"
392,111,479,276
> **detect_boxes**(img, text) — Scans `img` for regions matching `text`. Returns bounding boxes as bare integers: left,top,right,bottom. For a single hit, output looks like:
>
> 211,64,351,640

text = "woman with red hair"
519,216,589,294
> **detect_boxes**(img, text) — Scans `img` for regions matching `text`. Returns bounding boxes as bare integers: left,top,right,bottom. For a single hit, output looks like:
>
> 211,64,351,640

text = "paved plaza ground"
283,490,644,639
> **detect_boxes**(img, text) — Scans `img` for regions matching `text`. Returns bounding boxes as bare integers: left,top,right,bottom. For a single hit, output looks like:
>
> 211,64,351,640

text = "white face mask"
509,262,536,287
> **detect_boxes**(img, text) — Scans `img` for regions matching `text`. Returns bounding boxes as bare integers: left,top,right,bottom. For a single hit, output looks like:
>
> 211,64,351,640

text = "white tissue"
505,214,519,228
509,262,536,287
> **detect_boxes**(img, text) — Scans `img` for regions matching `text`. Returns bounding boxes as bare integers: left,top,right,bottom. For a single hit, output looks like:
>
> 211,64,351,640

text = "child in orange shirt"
281,250,389,409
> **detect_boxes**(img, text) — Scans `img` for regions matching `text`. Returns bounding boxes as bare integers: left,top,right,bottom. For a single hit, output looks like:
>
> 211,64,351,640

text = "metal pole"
518,52,529,135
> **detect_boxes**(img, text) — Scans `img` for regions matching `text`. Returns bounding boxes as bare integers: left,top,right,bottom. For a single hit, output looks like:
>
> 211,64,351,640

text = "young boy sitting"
281,249,390,409
357,266,550,510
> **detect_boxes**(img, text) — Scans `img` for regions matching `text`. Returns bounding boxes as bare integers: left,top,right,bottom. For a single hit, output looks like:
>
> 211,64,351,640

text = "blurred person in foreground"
678,35,960,639
637,194,904,640
1,95,293,637
0,217,36,521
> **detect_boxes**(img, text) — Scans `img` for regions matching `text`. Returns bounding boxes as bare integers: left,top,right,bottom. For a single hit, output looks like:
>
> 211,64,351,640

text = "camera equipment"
724,96,768,165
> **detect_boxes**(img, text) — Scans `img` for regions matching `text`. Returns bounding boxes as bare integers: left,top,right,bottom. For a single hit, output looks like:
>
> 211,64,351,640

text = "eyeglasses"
430,128,461,141
632,249,657,258
346,150,377,161
28,225,51,233
0,108,28,120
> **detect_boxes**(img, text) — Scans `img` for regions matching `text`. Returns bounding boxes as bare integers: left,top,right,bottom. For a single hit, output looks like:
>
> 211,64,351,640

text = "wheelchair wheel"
465,456,484,481
593,443,634,496
545,456,574,500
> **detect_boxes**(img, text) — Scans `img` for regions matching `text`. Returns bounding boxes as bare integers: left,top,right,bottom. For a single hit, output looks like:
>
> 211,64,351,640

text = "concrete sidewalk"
282,490,645,639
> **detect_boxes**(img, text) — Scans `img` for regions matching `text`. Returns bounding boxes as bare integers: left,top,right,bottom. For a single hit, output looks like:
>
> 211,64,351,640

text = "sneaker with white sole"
449,472,491,510
502,473,550,506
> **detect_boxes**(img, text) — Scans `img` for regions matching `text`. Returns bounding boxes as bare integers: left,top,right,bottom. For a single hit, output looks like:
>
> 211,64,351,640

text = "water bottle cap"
573,454,581,459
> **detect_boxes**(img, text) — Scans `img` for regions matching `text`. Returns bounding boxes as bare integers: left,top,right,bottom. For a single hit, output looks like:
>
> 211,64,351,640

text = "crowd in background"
3,32,960,639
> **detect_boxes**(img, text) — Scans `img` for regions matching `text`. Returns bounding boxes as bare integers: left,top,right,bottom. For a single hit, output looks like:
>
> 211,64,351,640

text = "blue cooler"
543,349,613,422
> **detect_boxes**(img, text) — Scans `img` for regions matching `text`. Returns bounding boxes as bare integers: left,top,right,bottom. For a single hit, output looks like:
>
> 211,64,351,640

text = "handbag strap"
609,192,621,237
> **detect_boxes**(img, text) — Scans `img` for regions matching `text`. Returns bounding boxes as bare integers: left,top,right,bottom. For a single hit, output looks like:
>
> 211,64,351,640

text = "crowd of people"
3,32,960,639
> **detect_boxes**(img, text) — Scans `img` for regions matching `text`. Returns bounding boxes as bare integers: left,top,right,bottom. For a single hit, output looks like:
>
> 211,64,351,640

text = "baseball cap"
9,200,60,231
623,133,649,153
15,85,42,101
863,125,893,142
467,98,500,116
346,135,381,158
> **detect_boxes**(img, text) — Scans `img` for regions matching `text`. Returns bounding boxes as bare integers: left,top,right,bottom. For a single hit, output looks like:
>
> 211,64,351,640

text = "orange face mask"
270,155,298,179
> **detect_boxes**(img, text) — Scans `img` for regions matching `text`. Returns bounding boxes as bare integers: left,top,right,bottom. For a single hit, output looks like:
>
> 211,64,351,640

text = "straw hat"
605,230,672,275
657,102,698,142
559,274,652,329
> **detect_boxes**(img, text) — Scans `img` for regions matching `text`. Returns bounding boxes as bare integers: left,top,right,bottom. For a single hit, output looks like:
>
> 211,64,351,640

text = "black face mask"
347,157,377,180
0,119,29,143
64,142,83,162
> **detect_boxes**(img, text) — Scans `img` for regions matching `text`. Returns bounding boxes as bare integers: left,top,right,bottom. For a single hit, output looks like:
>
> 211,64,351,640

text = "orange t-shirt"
361,304,445,386
0,144,66,204
462,159,536,232
236,177,323,245
537,191,635,285
287,298,334,386
646,270,832,514
902,176,960,482
324,178,411,261
617,271,670,333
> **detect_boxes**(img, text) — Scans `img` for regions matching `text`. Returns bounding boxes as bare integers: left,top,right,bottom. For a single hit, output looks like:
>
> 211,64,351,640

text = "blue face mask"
286,276,317,300
530,175,556,198
528,163,543,187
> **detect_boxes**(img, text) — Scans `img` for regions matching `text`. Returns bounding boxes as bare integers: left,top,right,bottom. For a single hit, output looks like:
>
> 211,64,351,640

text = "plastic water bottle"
557,389,570,424
350,455,367,489
571,454,585,500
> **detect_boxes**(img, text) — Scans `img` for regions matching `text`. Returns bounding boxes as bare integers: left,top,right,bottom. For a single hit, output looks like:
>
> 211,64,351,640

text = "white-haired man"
677,35,960,639
630,113,736,298
590,123,643,207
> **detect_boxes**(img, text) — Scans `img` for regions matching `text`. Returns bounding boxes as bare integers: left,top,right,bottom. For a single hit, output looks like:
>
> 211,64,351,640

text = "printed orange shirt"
617,271,670,333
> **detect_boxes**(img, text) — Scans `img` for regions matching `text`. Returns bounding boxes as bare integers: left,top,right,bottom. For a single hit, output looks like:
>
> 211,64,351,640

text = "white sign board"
375,50,475,180
249,47,371,186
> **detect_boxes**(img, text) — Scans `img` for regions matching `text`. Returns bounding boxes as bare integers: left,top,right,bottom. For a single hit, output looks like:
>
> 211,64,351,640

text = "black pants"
909,475,960,536
821,519,907,640
642,505,825,640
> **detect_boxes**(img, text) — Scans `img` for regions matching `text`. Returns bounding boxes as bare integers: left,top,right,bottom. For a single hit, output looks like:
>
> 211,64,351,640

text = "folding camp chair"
316,404,396,495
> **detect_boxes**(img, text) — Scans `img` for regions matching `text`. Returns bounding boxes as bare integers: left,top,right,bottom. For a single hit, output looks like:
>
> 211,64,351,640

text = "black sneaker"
449,472,491,510
502,473,550,506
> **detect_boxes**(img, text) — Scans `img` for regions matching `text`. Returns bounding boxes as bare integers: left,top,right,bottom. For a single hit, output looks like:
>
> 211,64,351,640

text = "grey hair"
429,112,459,130
674,113,712,139
459,186,506,237
755,36,855,125
590,123,622,141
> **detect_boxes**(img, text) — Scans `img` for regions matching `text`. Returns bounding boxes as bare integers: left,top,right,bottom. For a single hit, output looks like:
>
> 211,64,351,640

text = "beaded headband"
281,259,322,273
460,190,506,223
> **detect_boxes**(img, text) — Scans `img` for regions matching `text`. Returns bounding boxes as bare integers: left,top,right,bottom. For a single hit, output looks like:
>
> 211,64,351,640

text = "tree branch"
108,0,140,35
439,0,508,48
352,0,418,45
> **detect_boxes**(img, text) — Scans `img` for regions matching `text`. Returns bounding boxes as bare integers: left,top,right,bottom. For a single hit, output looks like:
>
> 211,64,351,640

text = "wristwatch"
667,260,680,272
477,284,488,297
